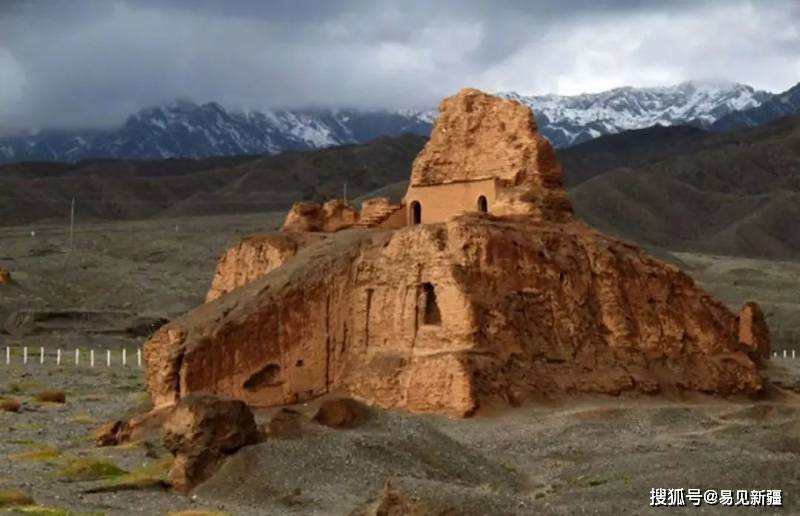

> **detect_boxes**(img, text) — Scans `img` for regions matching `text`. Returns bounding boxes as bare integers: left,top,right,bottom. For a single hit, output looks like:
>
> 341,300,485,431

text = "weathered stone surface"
408,88,572,222
145,216,763,416
281,201,325,232
281,199,358,233
162,393,260,491
739,302,770,363
322,199,359,232
144,89,766,417
0,268,11,286
313,398,365,428
356,197,406,229
206,232,324,302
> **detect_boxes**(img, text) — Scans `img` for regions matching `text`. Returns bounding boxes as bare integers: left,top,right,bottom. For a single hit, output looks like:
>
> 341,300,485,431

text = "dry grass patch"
0,398,21,413
0,488,34,507
34,390,66,404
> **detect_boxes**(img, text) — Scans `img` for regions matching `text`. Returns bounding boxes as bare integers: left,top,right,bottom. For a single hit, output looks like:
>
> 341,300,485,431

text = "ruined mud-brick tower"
403,88,572,225
145,88,766,417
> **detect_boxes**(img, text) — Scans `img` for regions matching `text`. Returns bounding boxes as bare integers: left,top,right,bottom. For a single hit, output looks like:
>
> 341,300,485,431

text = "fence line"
774,350,797,359
3,346,142,368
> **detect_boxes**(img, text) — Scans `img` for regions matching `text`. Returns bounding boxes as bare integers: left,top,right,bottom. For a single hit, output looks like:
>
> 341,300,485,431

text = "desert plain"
0,212,799,515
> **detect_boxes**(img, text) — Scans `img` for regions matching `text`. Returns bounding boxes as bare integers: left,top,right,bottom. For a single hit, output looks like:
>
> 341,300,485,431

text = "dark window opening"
243,363,282,391
296,359,304,367
411,201,422,225
421,282,442,325
477,195,488,212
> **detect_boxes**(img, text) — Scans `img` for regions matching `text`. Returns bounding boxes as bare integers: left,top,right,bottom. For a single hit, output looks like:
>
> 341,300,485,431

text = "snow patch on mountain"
0,81,781,164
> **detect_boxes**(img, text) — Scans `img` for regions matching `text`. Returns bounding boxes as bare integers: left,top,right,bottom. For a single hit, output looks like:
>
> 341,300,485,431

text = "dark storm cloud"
0,0,797,132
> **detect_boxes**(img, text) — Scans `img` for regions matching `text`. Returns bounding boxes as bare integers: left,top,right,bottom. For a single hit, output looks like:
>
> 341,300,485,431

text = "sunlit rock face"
145,89,765,417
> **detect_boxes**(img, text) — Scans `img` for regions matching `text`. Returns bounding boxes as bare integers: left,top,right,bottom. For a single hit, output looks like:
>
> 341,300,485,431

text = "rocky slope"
711,82,800,132
144,89,764,418
0,81,772,163
571,115,800,258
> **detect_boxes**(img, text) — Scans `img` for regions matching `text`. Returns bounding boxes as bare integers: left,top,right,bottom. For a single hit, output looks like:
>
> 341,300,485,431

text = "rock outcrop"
161,394,260,491
739,302,770,363
206,232,325,302
281,199,358,233
144,88,766,418
408,88,572,223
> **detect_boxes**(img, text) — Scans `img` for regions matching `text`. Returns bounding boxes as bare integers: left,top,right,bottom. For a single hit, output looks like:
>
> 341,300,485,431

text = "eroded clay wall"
404,178,497,224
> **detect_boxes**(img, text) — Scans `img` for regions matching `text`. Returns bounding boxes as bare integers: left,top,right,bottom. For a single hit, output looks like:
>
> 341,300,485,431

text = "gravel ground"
2,215,799,515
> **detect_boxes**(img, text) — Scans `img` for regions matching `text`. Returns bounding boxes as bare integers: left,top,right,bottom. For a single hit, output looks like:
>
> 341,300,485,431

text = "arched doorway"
410,201,422,224
477,195,488,213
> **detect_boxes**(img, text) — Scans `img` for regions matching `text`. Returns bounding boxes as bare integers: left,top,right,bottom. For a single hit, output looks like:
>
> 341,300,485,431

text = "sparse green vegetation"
56,457,127,482
8,447,61,461
5,384,23,395
89,456,172,492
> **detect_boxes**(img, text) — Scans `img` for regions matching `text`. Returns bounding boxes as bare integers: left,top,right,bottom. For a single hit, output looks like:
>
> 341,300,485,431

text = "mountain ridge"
0,81,787,164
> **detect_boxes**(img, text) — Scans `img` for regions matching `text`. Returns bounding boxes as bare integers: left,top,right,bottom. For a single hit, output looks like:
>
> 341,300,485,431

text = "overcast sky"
0,0,798,132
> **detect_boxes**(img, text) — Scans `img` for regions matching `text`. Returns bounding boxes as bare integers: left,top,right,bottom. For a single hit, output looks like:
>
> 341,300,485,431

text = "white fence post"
783,350,788,359
40,346,44,364
23,346,27,364
106,349,111,367
90,349,95,368
122,348,127,367
75,348,80,366
137,348,142,368
6,346,10,365
57,349,61,366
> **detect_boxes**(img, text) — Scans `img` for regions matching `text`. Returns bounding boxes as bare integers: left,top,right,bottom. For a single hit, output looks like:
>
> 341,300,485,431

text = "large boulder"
161,394,260,491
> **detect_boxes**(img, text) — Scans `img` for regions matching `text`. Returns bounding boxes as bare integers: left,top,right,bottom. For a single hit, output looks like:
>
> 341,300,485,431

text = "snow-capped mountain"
710,82,800,132
0,101,433,163
501,81,771,147
0,81,782,164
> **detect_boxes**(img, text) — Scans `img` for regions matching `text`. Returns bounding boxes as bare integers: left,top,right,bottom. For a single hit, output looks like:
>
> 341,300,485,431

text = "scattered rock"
0,268,10,286
313,398,365,429
161,394,260,491
95,420,129,447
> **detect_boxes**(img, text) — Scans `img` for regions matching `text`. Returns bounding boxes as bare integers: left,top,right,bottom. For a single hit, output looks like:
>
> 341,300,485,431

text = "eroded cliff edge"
147,215,762,417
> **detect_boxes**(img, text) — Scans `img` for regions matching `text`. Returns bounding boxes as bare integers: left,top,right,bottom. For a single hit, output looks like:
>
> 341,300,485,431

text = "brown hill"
3,116,800,259
0,134,426,226
571,116,800,257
